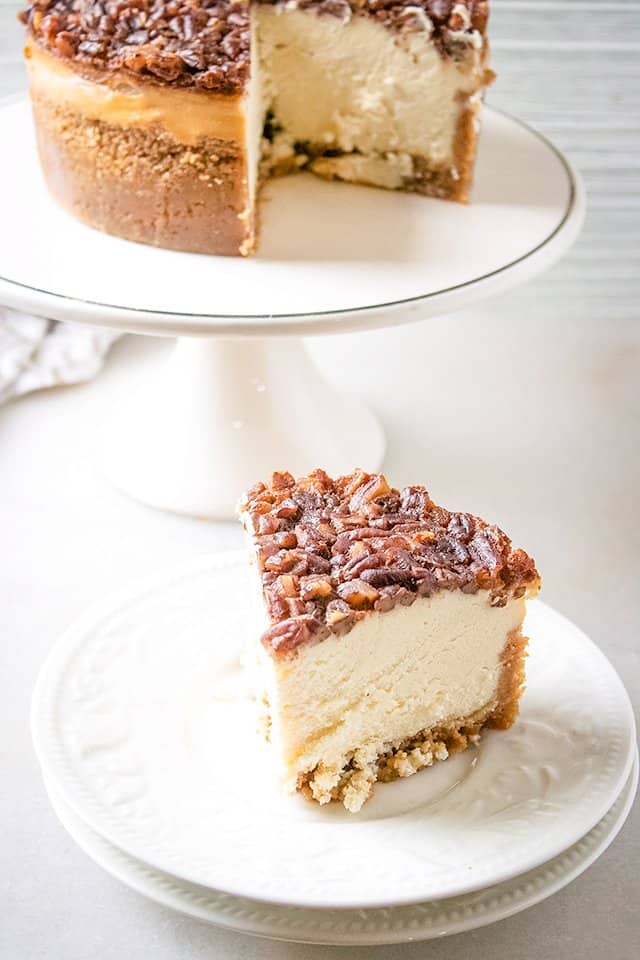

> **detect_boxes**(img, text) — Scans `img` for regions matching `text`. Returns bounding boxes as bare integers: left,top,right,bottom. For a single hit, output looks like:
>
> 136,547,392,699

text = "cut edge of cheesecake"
239,469,541,812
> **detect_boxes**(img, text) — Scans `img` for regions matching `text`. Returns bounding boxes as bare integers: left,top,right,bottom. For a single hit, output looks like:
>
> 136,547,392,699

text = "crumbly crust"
297,624,528,811
31,96,252,254
240,470,540,657
20,0,487,93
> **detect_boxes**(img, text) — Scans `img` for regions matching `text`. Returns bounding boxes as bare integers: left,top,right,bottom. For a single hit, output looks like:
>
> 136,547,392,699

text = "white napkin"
0,310,120,404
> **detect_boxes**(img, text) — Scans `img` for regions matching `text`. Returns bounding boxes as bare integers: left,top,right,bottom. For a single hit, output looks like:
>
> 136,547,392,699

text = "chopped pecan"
348,473,391,513
263,549,304,575
274,498,299,520
337,579,379,609
274,530,297,549
54,29,77,57
256,514,281,536
360,567,412,589
325,599,355,634
413,530,436,544
276,574,298,598
271,471,295,491
300,576,333,601
262,616,325,656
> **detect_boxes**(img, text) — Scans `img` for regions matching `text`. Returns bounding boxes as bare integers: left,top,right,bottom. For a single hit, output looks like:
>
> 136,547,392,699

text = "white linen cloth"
0,310,120,404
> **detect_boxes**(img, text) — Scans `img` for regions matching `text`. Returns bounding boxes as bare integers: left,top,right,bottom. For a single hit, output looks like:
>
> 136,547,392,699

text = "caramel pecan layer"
20,0,487,94
240,469,540,657
21,0,251,93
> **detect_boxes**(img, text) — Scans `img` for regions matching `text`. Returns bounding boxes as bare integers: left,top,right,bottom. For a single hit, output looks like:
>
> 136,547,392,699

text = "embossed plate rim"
31,551,637,909
42,754,638,945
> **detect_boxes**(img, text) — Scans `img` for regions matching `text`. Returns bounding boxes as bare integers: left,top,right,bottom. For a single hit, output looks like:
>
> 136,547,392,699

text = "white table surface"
1,2,639,958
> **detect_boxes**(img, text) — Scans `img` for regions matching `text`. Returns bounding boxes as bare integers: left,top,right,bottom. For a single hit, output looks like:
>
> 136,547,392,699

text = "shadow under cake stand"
0,100,584,518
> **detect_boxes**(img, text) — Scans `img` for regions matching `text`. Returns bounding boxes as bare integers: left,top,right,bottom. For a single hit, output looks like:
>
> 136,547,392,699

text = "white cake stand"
0,99,584,517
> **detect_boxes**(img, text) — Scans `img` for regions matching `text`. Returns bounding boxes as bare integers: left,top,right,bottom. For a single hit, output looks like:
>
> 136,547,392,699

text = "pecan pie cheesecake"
239,469,540,812
20,1,493,255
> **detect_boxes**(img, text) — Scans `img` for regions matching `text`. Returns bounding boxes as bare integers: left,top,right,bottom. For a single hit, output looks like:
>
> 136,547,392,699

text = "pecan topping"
337,578,380,609
262,615,328,656
20,0,487,93
326,598,353,625
21,0,252,94
300,575,333,601
240,469,540,658
276,574,298,597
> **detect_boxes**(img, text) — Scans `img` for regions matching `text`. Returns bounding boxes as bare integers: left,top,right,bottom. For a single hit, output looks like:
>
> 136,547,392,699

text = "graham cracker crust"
30,97,252,256
296,625,528,813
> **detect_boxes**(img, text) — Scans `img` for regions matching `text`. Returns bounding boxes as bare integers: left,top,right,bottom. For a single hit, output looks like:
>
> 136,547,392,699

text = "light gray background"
1,1,638,957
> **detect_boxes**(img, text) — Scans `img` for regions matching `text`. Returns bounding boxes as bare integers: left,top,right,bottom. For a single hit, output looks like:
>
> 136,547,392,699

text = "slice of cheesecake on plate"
239,469,540,812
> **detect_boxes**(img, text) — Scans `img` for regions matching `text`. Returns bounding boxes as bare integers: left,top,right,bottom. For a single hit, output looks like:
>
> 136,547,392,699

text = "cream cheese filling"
261,590,526,787
256,6,483,165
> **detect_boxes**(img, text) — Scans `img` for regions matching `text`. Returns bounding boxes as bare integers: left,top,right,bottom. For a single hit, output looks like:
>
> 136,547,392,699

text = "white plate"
0,100,583,335
32,552,636,909
43,755,638,945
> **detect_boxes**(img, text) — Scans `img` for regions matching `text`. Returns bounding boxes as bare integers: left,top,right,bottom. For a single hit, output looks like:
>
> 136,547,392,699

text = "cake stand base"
102,336,385,518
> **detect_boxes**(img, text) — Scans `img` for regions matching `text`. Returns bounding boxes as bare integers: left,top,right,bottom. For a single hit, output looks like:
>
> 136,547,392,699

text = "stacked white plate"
32,552,637,945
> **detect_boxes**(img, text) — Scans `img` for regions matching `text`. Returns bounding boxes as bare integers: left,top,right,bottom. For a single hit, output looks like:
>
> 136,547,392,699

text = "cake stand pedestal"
0,101,584,517
103,336,384,517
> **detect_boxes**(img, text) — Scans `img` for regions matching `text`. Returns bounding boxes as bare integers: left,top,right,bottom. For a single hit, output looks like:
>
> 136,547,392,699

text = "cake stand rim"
0,101,585,337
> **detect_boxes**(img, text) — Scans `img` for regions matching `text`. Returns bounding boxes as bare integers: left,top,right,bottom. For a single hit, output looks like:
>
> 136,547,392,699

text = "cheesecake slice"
21,1,492,255
240,469,540,812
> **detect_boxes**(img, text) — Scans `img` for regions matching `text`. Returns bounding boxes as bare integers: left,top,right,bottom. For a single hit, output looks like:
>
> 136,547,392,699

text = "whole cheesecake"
20,1,493,255
240,470,540,812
